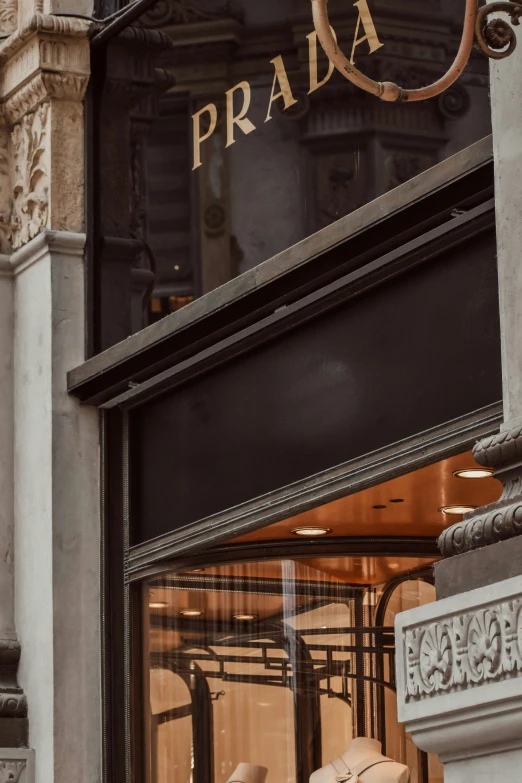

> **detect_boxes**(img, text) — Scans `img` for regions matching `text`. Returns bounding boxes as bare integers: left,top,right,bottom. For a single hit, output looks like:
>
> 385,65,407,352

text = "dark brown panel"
130,229,501,545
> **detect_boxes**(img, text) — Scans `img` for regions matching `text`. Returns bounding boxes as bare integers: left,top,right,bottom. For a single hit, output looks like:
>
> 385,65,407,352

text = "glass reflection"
144,556,438,783
95,0,491,348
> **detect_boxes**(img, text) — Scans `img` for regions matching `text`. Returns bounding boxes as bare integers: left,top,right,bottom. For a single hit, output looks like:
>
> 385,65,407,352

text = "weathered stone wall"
0,3,100,783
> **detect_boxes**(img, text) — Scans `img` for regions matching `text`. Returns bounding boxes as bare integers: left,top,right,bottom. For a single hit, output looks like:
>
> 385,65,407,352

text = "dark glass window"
91,0,491,352
144,557,441,783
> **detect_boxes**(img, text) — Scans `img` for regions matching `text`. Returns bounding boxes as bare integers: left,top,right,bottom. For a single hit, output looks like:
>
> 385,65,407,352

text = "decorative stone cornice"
396,576,522,763
404,595,522,701
0,12,90,250
0,14,90,124
0,13,89,62
439,425,522,556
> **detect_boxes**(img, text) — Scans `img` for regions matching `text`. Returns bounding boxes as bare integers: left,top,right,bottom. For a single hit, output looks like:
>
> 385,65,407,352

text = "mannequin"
226,763,268,783
310,738,409,783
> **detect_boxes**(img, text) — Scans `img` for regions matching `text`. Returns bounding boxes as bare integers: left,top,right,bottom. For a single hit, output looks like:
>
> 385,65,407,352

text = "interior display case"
144,556,440,783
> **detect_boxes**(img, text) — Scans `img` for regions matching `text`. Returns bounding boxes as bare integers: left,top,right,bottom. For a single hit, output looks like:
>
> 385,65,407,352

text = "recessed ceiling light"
389,563,400,570
191,568,204,572
291,527,332,537
149,602,168,609
439,505,477,515
180,609,203,617
233,613,258,621
453,468,495,480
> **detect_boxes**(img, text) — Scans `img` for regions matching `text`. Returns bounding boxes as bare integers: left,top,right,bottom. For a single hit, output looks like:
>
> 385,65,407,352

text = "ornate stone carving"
0,1,17,36
438,83,471,119
0,118,10,253
384,151,434,190
439,425,522,556
0,761,25,783
10,102,48,249
405,596,522,701
140,0,243,27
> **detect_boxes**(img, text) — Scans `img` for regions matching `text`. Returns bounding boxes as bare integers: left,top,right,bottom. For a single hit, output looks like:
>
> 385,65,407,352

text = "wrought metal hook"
311,0,522,103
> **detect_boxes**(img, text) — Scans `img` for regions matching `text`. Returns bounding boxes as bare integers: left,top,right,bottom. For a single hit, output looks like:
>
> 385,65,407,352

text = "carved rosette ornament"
439,425,522,556
405,596,522,701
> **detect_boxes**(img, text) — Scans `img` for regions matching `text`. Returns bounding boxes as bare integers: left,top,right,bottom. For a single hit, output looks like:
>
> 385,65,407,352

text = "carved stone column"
436,19,522,562
0,14,90,250
394,30,522,783
0,8,91,771
439,426,522,556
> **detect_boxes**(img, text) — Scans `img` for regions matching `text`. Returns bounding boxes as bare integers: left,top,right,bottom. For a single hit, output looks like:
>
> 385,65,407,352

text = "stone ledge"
435,534,522,599
8,230,85,276
395,574,522,760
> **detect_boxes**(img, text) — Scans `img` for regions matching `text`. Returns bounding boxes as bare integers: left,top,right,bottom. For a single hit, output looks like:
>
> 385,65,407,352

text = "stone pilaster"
436,10,522,560
395,19,522,783
0,6,93,778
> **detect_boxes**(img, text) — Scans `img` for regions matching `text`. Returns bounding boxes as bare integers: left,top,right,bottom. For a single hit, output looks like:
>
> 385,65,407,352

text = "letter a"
192,103,218,171
307,29,337,95
265,55,298,122
350,0,383,66
226,81,257,148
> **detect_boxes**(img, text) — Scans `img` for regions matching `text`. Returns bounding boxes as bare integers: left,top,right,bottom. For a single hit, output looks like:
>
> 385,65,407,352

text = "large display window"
144,556,440,783
76,129,503,783
89,0,492,353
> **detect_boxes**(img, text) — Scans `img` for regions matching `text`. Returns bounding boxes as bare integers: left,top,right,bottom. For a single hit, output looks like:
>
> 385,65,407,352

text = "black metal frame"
97,225,502,783
101,394,496,783
146,560,432,783
100,384,501,783
76,131,494,389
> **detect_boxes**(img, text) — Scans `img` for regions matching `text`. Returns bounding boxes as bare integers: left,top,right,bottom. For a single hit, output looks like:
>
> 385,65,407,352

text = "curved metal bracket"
311,0,522,103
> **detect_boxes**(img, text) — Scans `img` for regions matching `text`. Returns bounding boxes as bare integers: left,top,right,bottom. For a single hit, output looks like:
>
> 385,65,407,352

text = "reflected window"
93,0,491,350
143,556,439,783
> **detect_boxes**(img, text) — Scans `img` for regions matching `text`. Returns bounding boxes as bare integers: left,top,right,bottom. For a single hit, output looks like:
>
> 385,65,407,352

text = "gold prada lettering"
350,0,384,65
307,28,336,95
226,81,257,148
192,103,218,170
265,55,298,123
191,4,383,170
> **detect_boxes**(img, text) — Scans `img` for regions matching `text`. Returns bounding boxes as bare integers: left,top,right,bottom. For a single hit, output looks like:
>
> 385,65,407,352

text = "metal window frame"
91,132,500,783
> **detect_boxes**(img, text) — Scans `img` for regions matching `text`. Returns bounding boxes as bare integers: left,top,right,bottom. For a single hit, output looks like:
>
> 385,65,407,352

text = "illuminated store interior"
143,451,501,783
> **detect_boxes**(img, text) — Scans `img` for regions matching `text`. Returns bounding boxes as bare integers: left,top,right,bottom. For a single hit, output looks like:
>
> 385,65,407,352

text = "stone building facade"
0,3,99,783
0,1,521,783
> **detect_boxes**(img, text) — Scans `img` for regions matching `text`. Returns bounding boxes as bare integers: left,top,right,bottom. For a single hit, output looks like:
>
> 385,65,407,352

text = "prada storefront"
70,2,503,783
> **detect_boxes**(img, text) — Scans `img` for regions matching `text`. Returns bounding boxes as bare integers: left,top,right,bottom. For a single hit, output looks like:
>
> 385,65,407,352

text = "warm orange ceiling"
229,450,502,543
146,554,438,650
